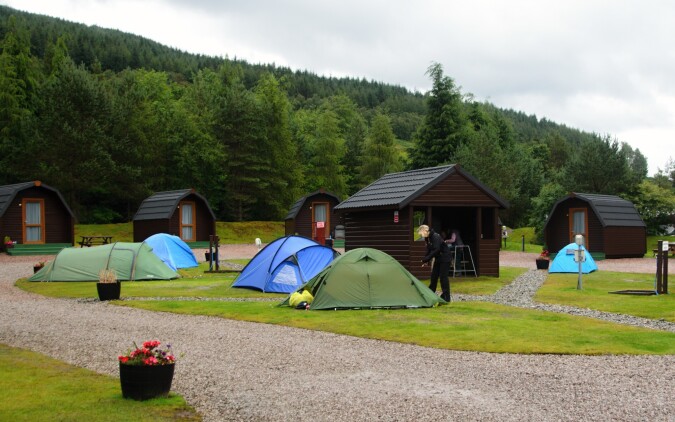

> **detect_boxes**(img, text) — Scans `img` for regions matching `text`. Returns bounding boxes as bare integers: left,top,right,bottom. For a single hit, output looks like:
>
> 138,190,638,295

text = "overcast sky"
4,0,674,176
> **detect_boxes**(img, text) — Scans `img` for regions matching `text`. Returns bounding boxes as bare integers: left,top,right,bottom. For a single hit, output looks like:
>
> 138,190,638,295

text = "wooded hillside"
1,5,673,235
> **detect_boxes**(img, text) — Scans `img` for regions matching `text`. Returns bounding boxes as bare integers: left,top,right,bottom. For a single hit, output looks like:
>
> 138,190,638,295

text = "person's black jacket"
423,229,452,263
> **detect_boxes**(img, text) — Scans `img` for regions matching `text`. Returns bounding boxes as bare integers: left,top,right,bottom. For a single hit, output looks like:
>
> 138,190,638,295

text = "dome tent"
145,233,198,271
548,242,598,274
232,235,338,293
29,242,179,281
280,248,445,310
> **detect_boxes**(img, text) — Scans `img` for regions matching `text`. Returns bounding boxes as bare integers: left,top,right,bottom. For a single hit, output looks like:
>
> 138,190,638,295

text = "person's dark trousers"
429,260,451,301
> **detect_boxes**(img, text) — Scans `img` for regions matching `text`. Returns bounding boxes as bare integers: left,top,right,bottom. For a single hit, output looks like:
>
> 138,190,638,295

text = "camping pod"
284,189,341,245
281,248,444,310
29,242,179,281
0,181,74,255
233,235,338,293
133,189,216,244
544,193,646,259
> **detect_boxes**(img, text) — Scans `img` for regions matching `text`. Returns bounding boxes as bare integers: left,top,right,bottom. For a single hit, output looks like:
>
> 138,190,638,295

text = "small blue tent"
233,235,337,293
145,233,199,271
549,243,598,273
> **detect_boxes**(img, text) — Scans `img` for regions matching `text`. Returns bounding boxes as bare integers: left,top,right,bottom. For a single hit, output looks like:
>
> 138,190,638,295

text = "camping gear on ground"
289,289,314,307
280,248,445,310
29,242,179,281
232,235,338,293
548,243,598,274
144,233,199,271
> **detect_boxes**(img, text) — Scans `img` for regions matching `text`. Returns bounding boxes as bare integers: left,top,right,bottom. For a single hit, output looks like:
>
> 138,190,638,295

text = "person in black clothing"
418,224,452,302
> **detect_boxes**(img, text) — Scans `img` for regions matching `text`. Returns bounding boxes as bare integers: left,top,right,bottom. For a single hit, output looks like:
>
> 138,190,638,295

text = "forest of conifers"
1,6,674,236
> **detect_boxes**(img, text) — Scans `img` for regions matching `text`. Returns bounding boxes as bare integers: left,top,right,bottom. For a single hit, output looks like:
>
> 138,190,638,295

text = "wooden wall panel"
604,226,646,258
412,174,497,206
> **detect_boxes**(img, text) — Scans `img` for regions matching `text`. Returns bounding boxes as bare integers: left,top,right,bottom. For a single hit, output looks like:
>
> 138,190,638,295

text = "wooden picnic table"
79,235,113,247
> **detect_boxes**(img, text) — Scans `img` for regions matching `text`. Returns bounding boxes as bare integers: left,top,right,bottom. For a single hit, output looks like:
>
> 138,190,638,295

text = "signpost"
574,234,585,290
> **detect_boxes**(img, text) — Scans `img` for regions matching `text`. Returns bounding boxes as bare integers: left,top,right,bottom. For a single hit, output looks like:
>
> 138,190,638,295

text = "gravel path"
0,251,673,421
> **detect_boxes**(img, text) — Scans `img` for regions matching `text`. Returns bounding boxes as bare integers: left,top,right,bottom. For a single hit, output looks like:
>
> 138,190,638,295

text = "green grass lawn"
17,264,526,299
118,300,675,355
0,344,200,422
75,221,285,244
536,271,675,322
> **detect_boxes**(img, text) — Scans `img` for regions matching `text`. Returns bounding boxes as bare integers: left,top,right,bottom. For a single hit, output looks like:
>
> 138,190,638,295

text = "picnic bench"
79,235,113,247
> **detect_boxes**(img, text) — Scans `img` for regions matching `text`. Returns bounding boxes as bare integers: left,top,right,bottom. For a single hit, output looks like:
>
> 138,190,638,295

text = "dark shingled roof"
285,190,341,220
133,189,215,221
0,181,74,218
334,165,508,211
548,192,645,227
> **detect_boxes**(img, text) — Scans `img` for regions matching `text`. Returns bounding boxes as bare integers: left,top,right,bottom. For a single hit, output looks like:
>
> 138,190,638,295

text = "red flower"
118,356,129,363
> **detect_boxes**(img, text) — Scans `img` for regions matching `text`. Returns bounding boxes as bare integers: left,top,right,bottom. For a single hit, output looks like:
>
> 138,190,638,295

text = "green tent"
281,248,444,310
29,242,179,282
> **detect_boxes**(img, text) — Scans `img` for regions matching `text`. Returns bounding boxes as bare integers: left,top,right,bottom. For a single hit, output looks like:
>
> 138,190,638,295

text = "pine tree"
409,62,468,168
361,112,400,184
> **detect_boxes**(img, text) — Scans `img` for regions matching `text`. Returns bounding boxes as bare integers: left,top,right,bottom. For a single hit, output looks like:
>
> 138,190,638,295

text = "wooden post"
656,240,663,294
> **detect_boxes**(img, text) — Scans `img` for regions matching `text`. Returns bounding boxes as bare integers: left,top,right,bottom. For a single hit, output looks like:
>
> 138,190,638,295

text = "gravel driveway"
0,250,673,421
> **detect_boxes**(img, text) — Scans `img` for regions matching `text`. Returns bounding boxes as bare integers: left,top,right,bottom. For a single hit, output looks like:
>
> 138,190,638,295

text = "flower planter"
97,282,121,301
119,363,175,401
535,259,550,270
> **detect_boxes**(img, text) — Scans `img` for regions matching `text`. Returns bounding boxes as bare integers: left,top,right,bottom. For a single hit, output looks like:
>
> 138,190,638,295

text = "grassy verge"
536,271,675,322
17,265,526,299
117,300,675,355
74,222,285,244
0,344,200,422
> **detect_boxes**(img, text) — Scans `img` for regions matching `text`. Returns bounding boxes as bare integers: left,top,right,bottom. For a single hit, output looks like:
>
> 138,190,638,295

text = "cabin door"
312,202,329,242
179,201,196,242
569,207,588,248
23,198,45,244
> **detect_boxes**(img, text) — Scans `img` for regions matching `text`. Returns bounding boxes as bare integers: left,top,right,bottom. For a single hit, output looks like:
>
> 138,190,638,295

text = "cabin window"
23,198,45,244
180,201,196,242
412,208,427,240
569,207,588,248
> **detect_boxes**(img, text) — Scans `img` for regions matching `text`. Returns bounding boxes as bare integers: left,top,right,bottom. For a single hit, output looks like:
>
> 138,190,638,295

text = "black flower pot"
120,363,175,400
97,282,121,301
535,259,550,270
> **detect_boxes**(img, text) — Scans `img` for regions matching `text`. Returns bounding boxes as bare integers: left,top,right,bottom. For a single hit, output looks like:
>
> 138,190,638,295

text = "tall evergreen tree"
0,16,40,183
252,73,302,219
361,112,400,185
409,62,468,168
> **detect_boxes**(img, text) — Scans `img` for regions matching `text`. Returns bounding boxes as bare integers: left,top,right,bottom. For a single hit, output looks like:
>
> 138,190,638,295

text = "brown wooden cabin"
133,189,216,243
334,165,509,278
544,192,646,259
284,189,341,244
0,181,75,248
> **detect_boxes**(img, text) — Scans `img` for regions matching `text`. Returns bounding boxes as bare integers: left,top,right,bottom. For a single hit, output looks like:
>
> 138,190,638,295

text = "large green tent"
281,248,444,310
29,242,179,281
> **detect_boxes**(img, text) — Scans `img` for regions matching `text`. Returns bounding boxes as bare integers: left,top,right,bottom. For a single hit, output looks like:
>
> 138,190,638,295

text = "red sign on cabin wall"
316,221,325,228
394,211,399,223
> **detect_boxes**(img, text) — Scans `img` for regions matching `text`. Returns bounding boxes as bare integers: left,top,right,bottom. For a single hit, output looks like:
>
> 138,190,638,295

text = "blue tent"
233,235,337,293
145,233,199,271
549,243,598,273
